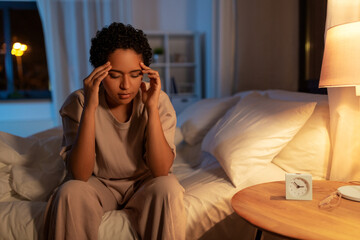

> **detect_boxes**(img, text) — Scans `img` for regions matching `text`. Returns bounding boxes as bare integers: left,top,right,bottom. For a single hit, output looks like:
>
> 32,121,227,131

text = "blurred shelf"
146,31,203,114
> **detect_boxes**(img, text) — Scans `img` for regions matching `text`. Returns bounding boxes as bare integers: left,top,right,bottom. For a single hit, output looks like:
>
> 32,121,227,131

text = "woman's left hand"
140,62,161,110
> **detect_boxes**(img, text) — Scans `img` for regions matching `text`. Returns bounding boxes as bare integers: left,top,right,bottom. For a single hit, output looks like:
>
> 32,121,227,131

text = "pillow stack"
201,92,317,187
177,90,330,187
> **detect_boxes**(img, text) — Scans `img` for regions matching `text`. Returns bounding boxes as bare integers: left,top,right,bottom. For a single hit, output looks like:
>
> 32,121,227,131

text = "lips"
118,93,131,99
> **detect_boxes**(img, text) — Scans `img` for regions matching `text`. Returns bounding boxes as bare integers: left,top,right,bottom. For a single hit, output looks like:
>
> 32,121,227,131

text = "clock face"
288,177,309,197
285,173,312,200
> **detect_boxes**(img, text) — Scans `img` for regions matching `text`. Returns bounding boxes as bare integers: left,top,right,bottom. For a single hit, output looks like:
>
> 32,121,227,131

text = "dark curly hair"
89,22,152,67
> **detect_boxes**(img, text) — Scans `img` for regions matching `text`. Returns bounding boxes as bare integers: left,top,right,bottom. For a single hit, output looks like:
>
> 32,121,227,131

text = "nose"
120,74,130,90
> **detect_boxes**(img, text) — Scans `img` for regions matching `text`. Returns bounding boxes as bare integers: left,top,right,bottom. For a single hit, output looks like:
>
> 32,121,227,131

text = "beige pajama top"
59,85,176,205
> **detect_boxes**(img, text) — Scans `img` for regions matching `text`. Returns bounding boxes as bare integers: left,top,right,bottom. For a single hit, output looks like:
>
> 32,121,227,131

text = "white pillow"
272,101,330,179
264,89,331,179
201,92,317,187
177,96,240,145
0,129,66,201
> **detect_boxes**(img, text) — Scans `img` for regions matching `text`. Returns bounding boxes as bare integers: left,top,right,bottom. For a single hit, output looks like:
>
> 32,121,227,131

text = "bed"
0,89,331,240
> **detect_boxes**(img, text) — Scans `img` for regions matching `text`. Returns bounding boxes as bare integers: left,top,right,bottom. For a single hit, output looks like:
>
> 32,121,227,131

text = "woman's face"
102,48,143,107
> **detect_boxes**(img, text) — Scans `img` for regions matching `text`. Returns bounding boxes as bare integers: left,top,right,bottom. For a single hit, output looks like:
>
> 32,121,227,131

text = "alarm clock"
285,173,312,200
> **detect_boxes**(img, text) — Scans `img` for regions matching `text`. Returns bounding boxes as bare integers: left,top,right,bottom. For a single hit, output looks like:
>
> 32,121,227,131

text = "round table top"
231,180,360,240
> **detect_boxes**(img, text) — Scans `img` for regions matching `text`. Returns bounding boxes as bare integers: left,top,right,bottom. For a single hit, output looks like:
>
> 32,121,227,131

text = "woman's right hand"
83,61,112,109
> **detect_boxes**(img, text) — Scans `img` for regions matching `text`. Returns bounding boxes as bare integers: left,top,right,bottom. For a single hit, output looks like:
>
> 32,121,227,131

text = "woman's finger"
140,81,147,92
140,62,150,70
143,70,159,77
93,71,108,86
140,62,160,77
147,72,161,82
146,73,159,80
91,68,110,84
144,71,160,79
84,64,111,88
140,62,161,88
91,65,111,83
88,61,111,79
84,63,110,84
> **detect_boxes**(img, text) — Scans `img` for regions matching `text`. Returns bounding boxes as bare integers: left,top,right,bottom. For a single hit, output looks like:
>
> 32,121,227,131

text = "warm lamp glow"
11,49,23,56
319,21,360,93
13,42,21,50
20,45,27,51
11,42,27,57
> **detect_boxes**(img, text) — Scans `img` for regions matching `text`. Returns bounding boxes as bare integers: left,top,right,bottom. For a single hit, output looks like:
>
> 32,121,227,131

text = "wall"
235,0,299,92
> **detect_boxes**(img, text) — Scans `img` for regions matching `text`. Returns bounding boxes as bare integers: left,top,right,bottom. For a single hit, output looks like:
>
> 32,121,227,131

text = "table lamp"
319,21,360,95
319,21,360,202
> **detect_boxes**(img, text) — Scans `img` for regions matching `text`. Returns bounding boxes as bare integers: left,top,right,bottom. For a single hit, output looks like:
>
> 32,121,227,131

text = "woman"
44,22,186,240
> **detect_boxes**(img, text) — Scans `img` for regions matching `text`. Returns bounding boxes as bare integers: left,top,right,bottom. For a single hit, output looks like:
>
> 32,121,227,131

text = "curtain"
325,0,360,181
36,0,133,125
213,0,236,98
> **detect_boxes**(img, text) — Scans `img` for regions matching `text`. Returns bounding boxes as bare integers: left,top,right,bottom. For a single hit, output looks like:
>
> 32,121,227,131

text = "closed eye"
109,74,121,79
130,71,142,78
108,70,142,79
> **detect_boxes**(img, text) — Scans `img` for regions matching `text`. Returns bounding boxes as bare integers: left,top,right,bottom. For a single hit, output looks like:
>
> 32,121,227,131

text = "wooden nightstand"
231,180,360,240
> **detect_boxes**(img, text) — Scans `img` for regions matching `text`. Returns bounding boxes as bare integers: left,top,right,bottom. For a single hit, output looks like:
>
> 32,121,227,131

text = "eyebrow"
108,69,142,74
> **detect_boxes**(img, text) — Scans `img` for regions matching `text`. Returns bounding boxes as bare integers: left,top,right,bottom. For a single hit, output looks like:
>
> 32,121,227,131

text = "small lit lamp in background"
11,42,27,57
11,42,28,87
319,21,360,202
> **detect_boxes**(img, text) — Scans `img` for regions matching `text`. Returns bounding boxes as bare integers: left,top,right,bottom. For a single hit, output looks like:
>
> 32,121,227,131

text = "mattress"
0,131,286,240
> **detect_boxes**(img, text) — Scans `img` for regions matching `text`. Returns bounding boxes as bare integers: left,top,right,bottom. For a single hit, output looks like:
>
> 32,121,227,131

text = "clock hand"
293,181,305,189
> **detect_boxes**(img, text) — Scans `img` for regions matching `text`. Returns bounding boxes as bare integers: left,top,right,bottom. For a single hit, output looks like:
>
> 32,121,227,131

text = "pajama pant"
43,174,186,240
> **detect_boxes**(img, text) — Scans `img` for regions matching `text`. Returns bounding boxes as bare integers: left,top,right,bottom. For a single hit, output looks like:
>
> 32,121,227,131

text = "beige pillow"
272,101,330,179
177,96,240,145
201,92,317,187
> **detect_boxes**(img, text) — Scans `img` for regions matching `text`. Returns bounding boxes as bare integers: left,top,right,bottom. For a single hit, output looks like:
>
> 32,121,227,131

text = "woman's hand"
140,62,174,176
69,62,111,181
140,62,161,110
83,62,112,109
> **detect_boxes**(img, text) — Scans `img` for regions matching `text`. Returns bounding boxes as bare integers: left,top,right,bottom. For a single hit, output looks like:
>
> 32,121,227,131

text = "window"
0,1,50,100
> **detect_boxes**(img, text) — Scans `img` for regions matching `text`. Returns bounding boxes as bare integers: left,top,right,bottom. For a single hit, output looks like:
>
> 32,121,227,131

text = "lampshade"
319,21,360,89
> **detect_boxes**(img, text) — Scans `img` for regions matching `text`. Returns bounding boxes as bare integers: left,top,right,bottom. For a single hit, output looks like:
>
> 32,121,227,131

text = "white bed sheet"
0,130,286,240
173,141,286,239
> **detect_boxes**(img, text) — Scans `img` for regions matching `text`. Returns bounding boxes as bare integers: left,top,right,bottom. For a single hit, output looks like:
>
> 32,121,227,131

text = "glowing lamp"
11,42,28,57
319,21,360,95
